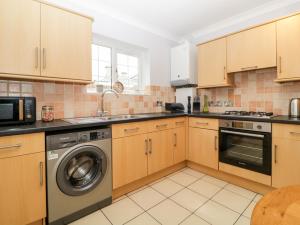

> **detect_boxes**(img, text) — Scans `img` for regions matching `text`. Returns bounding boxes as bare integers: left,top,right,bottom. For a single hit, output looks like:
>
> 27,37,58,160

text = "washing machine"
46,127,112,225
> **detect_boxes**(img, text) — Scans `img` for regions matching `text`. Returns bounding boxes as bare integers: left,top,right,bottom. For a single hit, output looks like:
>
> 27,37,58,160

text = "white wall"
45,0,178,87
192,0,300,44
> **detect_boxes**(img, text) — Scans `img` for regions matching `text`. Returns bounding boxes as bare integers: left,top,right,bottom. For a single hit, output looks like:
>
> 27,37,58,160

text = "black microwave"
0,97,36,126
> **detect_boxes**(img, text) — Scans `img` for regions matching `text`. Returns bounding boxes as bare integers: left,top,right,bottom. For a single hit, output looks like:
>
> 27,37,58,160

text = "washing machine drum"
56,145,107,196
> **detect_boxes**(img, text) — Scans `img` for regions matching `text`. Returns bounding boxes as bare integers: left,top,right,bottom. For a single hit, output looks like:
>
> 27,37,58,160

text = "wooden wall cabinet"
227,23,276,73
0,133,46,225
276,14,300,82
0,0,92,83
198,38,230,88
112,118,186,189
188,118,219,170
272,124,300,188
0,0,41,76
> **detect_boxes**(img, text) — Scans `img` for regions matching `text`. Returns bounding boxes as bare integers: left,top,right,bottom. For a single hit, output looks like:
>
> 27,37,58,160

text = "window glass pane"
92,44,112,86
117,53,139,91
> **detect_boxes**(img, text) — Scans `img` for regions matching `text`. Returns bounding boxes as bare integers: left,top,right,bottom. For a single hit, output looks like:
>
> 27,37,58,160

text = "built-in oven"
219,120,271,175
0,97,36,126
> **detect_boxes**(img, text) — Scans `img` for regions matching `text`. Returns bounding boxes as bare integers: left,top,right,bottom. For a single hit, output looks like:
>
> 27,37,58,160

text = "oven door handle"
220,130,264,138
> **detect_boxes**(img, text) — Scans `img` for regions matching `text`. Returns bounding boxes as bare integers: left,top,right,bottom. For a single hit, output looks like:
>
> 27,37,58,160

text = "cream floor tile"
243,201,257,218
182,168,206,178
112,195,127,203
151,178,184,197
168,172,198,186
202,175,228,188
188,179,221,198
180,214,210,225
127,185,149,196
253,194,263,202
195,201,240,225
170,188,208,212
125,213,161,225
102,197,143,225
129,187,166,210
148,199,191,225
212,189,252,213
225,184,256,200
235,216,250,225
69,211,111,225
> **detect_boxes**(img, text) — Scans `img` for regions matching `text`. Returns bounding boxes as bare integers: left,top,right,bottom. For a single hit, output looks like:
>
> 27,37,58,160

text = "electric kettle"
289,98,300,118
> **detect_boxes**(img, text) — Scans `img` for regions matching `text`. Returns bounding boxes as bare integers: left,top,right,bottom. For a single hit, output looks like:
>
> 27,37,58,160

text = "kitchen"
1,0,300,225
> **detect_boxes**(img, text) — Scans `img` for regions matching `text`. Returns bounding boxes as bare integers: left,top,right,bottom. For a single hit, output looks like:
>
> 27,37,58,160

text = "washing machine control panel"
79,128,112,143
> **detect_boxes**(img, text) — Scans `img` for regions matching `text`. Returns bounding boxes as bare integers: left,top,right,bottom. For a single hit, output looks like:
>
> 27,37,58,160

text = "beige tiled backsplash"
0,80,175,120
198,68,300,115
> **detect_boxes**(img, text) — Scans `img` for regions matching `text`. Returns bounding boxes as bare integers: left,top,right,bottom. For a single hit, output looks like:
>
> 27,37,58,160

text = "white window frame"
92,38,146,94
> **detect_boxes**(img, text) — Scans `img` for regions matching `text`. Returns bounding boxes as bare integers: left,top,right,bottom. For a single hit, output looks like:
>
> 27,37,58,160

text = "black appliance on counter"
165,103,185,113
219,119,272,175
0,97,36,126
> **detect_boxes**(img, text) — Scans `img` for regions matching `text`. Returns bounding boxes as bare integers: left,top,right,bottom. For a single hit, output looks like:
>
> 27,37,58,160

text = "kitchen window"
91,42,144,93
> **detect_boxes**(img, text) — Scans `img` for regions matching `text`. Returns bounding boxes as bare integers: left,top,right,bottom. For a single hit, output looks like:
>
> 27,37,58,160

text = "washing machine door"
56,145,107,196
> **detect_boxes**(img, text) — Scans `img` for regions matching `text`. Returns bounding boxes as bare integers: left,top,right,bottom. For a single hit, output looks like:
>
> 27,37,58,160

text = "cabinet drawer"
0,133,45,159
189,117,219,130
112,122,148,138
172,117,187,128
273,123,300,140
148,119,173,132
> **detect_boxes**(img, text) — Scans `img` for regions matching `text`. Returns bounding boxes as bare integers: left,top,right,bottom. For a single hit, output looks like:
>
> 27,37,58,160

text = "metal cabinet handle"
224,66,226,80
174,133,177,147
241,66,258,71
156,124,168,129
39,162,44,186
124,127,139,133
278,56,282,74
42,48,46,69
35,47,39,69
0,144,22,150
274,145,278,164
149,139,152,154
196,122,208,126
175,121,185,126
145,139,148,155
290,132,300,135
214,136,218,151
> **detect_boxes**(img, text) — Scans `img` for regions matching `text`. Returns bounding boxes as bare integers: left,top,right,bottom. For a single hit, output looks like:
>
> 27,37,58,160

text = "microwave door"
0,99,20,123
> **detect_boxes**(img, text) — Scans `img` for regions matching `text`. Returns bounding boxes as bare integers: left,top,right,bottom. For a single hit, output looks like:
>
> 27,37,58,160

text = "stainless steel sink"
63,114,145,124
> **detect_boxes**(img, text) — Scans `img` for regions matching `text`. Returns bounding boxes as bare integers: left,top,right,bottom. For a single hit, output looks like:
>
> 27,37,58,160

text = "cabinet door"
227,23,276,73
188,127,218,170
198,38,227,87
272,138,300,188
41,4,92,81
277,15,300,80
0,157,23,225
173,127,186,164
148,130,173,175
0,0,40,76
22,152,46,225
112,134,148,189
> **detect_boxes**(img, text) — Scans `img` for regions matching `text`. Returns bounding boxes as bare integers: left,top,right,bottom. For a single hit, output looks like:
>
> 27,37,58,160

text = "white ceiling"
75,0,278,39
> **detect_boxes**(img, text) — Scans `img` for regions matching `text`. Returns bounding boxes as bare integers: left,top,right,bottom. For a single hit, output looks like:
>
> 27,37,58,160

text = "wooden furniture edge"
34,0,94,21
112,161,186,199
0,73,91,84
187,161,274,195
196,11,300,46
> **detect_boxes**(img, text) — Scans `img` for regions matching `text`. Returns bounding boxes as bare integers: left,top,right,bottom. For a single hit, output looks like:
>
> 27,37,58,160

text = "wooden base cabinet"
0,152,46,225
112,118,186,189
148,130,173,175
112,134,148,189
188,127,219,170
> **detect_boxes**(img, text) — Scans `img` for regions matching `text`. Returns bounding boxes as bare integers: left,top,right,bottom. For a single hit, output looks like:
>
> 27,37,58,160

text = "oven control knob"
257,125,262,130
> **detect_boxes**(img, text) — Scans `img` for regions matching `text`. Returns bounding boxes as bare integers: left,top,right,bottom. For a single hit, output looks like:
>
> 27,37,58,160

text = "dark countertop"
271,115,300,125
1,112,299,137
0,112,186,137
